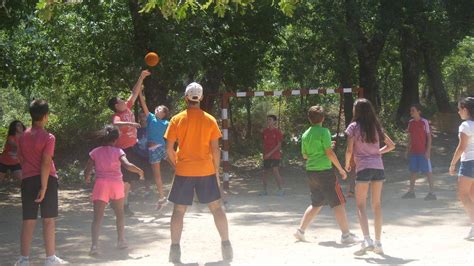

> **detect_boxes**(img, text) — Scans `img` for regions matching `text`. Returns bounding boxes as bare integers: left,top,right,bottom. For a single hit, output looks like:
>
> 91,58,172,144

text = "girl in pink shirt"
0,120,25,181
84,125,143,256
345,99,395,255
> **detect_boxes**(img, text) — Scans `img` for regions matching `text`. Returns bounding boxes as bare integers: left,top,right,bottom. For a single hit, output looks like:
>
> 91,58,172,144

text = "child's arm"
35,153,53,203
380,133,396,154
325,148,347,180
138,90,150,116
450,133,468,176
84,158,94,184
119,155,144,179
127,70,150,105
210,139,221,187
166,140,177,169
405,134,411,159
425,131,432,159
345,136,354,172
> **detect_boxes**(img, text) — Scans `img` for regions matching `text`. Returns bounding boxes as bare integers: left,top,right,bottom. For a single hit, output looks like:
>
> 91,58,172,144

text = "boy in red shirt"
402,104,436,200
261,115,284,196
108,70,150,215
15,100,68,265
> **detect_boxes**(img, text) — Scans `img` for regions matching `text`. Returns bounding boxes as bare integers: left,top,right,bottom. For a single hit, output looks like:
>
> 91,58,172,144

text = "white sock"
19,255,29,260
374,240,381,245
364,235,371,241
46,255,56,260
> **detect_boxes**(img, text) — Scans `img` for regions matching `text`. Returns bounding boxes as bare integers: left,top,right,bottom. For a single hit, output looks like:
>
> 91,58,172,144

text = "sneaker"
221,241,233,261
117,240,128,249
124,204,134,217
258,190,268,196
14,257,29,266
354,239,374,256
44,255,69,266
373,242,384,254
402,191,416,199
276,190,285,196
424,192,437,201
89,245,99,256
465,227,474,240
293,229,306,242
169,244,181,264
341,232,360,244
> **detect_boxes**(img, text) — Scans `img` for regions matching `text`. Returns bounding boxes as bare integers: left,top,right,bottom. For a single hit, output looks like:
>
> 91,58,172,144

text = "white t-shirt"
459,120,474,161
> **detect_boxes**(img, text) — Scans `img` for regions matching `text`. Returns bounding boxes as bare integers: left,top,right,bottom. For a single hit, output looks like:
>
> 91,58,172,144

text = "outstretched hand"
140,70,151,79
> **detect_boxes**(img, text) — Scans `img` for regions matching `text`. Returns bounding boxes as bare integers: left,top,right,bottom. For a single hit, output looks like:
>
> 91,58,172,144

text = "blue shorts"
168,175,221,206
148,145,167,164
459,160,474,178
409,154,432,173
356,168,385,183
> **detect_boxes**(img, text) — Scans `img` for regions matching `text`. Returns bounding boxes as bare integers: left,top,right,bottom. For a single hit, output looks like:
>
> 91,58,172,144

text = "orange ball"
145,52,160,67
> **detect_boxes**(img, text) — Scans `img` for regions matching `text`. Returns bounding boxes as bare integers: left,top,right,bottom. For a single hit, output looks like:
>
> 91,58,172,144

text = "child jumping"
294,106,359,244
261,115,284,196
345,98,395,255
0,120,25,182
138,90,170,209
108,69,150,216
402,104,436,200
84,125,144,256
15,100,68,266
449,96,474,240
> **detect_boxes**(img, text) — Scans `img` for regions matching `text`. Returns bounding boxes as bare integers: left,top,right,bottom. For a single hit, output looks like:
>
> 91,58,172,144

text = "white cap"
185,82,203,101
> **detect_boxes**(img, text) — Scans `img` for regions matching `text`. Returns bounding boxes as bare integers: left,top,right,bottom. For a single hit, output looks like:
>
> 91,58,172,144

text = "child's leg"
208,200,230,242
426,172,434,193
371,181,384,241
170,204,188,244
151,162,164,197
111,198,126,242
262,169,269,192
91,200,107,247
333,205,350,234
408,173,417,192
355,183,370,237
299,205,322,232
20,219,37,256
272,166,284,190
42,218,56,257
458,176,474,223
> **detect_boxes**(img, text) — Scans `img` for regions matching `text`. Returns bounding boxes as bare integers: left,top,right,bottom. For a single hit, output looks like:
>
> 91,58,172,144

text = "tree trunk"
245,98,252,139
397,24,421,122
201,69,223,114
422,43,453,113
358,55,380,107
334,36,354,127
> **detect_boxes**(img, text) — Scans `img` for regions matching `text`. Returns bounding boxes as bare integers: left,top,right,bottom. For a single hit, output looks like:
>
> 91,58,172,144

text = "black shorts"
21,175,58,220
307,169,345,208
356,168,385,183
168,175,221,206
0,163,21,173
122,147,141,183
263,159,280,169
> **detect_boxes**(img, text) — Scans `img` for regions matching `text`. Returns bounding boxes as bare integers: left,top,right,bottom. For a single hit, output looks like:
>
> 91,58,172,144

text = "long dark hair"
97,125,120,145
352,98,384,143
7,120,25,136
459,97,474,120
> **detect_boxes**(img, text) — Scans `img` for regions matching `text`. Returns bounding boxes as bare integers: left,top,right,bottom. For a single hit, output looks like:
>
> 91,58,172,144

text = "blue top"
146,113,169,146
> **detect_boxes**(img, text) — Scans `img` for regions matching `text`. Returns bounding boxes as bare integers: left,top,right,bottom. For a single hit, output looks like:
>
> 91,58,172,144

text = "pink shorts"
92,178,125,203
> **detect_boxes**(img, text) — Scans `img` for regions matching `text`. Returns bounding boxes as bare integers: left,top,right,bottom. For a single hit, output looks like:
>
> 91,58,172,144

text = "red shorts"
92,178,125,203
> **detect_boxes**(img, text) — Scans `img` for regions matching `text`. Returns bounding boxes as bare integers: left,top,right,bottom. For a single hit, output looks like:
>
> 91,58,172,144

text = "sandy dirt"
1,131,474,265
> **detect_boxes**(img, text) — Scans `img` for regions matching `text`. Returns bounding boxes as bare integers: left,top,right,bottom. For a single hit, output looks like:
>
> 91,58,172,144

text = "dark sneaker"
402,191,416,199
221,240,233,261
124,204,134,217
424,192,437,201
169,244,181,264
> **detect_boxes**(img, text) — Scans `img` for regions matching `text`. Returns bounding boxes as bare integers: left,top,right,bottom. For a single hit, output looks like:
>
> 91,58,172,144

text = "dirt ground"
1,130,474,265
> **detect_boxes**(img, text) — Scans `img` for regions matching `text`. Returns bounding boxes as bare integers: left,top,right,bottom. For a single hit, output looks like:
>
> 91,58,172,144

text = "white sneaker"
354,239,374,256
44,255,69,266
341,232,360,244
373,242,384,254
466,227,474,240
14,257,29,266
293,229,306,242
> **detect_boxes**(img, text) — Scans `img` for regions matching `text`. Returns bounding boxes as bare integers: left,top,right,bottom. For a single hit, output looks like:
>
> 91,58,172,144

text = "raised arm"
138,90,150,116
127,70,150,105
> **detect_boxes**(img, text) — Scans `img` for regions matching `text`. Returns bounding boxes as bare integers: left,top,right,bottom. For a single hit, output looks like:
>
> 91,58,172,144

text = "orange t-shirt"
164,108,222,177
